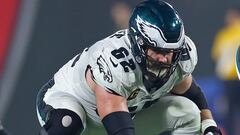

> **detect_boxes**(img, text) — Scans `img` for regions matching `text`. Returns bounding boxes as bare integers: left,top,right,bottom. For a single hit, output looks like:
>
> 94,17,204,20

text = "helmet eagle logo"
136,15,167,47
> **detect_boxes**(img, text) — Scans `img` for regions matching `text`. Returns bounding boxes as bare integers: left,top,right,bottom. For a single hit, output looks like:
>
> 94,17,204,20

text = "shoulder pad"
88,38,139,98
178,36,198,75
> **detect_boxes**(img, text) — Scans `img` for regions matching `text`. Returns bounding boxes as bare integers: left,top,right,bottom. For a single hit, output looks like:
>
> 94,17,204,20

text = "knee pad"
40,109,84,135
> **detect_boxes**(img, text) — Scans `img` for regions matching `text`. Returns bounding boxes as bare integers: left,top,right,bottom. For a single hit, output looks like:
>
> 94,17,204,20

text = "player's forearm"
172,77,209,110
93,79,134,134
200,109,213,121
200,109,222,135
172,78,222,134
95,86,129,119
102,111,135,135
96,95,135,135
97,95,135,135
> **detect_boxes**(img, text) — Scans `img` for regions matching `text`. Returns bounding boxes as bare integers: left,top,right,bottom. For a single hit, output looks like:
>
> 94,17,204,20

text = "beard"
145,58,170,81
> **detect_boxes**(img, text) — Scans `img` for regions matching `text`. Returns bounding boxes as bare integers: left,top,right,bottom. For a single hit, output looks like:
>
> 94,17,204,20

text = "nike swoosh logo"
182,53,188,56
109,57,118,67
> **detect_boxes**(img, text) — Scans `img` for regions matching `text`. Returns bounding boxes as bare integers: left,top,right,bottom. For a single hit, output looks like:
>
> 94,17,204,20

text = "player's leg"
36,79,86,135
38,108,84,135
134,95,201,135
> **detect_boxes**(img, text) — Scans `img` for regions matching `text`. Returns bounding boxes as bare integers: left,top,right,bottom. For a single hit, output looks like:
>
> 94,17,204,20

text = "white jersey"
51,29,198,124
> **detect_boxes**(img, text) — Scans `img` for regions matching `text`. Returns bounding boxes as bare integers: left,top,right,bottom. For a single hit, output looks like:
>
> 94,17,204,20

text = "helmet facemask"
144,45,183,83
131,35,184,85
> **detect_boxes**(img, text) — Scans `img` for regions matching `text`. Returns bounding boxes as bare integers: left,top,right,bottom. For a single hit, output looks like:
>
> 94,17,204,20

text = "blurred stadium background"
0,0,239,134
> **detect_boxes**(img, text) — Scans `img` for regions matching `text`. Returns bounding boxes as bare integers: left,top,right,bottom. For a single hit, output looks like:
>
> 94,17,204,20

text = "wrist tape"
201,119,217,133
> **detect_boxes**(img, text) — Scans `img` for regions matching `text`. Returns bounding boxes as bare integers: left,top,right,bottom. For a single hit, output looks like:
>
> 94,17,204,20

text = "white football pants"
37,94,201,135
81,95,201,135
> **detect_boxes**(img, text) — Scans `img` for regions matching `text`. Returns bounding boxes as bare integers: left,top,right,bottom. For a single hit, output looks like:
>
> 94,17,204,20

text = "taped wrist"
102,111,135,135
180,79,208,109
204,126,222,135
201,119,217,133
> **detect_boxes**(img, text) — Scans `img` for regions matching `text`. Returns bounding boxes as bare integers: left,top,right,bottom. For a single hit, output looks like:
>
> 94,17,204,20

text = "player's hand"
204,126,222,135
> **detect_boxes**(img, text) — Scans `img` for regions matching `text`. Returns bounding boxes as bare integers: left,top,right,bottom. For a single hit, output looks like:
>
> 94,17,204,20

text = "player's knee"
169,96,200,124
166,96,201,134
182,96,200,115
39,109,84,135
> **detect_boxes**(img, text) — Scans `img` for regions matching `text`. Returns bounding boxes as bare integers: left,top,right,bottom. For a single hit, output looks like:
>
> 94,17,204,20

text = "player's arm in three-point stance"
172,74,222,135
86,69,134,135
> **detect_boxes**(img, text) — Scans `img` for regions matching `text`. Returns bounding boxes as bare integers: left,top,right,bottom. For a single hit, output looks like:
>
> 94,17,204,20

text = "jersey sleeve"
177,36,198,81
87,40,135,98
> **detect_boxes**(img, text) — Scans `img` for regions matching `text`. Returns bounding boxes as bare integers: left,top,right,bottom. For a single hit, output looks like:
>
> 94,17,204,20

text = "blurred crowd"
211,6,240,135
110,1,132,30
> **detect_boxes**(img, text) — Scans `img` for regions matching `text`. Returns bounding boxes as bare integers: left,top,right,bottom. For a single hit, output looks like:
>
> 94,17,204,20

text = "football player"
36,0,222,135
